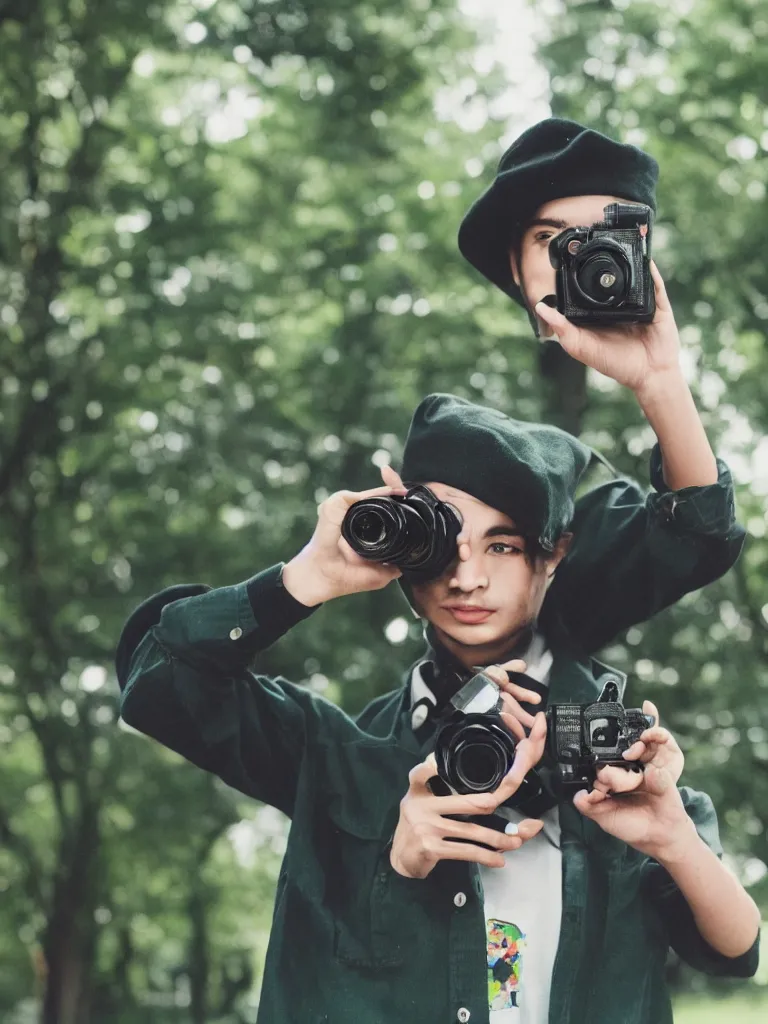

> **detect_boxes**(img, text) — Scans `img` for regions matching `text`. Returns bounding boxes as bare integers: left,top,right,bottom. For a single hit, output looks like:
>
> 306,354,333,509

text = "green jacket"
117,449,759,1023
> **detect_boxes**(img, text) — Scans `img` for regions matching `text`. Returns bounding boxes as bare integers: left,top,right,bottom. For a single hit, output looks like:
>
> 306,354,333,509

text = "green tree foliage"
0,0,526,1020
0,0,765,1020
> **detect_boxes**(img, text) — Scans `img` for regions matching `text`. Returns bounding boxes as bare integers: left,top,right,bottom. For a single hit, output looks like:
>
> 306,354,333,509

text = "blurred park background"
1,0,767,1021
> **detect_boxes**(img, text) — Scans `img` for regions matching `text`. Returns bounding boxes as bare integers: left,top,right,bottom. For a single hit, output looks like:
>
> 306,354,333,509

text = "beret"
400,393,592,552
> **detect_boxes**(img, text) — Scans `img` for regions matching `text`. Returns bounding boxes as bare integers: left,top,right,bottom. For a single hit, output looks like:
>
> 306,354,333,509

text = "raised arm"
545,448,744,653
116,483,408,816
535,261,744,653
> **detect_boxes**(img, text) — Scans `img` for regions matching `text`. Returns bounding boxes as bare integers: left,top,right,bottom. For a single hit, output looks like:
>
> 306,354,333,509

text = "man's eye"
534,231,554,242
489,542,524,556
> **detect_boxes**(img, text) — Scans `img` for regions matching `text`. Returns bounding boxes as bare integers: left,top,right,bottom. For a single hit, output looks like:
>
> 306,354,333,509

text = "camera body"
432,672,653,813
545,679,653,796
341,484,462,583
548,202,655,326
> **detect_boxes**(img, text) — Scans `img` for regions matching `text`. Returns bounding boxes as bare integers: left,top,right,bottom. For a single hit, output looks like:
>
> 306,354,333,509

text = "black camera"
545,679,654,797
432,671,546,812
548,202,655,326
341,484,462,583
432,671,653,814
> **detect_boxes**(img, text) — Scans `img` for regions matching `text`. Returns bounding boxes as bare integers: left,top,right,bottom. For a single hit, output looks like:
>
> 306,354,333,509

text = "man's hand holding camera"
572,700,697,861
390,713,547,879
534,254,719,489
283,483,409,607
534,259,681,398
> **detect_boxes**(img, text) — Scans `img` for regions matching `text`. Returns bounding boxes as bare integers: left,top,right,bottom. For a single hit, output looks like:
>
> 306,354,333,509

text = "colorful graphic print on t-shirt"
487,918,525,1011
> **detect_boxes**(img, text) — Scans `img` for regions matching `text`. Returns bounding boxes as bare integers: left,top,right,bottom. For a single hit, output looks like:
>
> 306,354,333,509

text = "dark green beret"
458,117,660,308
400,393,592,552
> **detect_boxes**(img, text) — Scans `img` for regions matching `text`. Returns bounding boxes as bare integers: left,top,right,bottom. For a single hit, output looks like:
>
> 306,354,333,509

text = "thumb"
534,301,569,339
534,301,588,363
573,787,609,818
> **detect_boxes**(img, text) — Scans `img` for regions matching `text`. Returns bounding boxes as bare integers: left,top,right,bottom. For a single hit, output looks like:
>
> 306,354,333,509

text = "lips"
444,606,494,624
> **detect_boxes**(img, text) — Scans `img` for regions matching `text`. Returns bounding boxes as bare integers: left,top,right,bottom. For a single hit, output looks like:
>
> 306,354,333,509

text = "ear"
547,532,573,576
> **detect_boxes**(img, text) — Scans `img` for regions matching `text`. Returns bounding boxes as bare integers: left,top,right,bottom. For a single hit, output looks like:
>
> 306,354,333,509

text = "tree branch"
0,799,47,907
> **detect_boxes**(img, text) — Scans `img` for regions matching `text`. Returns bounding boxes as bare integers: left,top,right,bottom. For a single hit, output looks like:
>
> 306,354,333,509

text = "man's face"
509,193,626,338
409,483,569,669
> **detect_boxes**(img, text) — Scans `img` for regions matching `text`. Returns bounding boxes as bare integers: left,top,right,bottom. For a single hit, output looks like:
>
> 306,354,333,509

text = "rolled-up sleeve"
545,445,746,653
642,787,760,978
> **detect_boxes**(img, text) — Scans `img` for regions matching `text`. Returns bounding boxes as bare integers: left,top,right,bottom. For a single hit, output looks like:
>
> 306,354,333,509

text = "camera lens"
355,510,388,546
454,737,508,791
341,485,461,581
343,499,404,559
398,503,431,564
572,240,632,308
435,717,516,794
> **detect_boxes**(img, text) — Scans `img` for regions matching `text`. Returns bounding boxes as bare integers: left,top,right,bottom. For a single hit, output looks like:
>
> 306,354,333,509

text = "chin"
439,619,508,647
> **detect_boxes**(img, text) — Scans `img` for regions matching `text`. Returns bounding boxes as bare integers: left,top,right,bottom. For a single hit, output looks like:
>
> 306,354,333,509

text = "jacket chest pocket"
317,739,428,970
322,800,409,968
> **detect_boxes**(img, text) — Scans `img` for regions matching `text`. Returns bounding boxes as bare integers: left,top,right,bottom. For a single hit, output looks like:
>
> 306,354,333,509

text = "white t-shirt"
410,634,562,1024
481,803,562,1023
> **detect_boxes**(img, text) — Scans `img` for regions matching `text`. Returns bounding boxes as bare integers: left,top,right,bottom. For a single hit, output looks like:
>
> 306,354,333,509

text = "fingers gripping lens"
341,485,462,582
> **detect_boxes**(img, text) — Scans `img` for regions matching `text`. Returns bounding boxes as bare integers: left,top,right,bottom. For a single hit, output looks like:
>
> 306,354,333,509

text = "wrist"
633,365,688,410
282,553,334,607
649,815,700,868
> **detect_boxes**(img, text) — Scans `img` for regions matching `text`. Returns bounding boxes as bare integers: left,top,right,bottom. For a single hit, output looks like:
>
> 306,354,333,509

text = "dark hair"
509,231,525,285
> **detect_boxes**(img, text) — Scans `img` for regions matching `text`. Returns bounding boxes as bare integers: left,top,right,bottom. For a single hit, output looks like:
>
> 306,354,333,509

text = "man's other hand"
390,713,547,878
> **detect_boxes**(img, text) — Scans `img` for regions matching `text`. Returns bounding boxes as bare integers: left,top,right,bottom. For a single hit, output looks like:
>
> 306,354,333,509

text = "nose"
448,546,488,593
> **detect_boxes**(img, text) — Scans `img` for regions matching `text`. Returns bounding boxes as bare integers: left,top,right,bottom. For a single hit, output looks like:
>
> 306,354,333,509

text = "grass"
673,994,768,1023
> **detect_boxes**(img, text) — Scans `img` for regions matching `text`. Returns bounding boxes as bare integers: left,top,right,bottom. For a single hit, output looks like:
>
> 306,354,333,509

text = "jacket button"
229,627,243,640
411,704,429,729
457,1009,471,1023
453,891,467,908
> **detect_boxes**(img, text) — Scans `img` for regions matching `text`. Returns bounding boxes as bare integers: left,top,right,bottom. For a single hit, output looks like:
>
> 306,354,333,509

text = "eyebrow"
483,525,525,541
524,217,569,235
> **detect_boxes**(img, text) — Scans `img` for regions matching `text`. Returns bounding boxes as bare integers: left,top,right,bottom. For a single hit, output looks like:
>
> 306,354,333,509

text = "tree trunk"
188,884,210,1024
538,340,588,436
40,806,101,1024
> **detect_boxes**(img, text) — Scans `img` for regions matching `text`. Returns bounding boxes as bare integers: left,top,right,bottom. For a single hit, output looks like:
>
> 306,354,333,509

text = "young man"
116,119,760,1023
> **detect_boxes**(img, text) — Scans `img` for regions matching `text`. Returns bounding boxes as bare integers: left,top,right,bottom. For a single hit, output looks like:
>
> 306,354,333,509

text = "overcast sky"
459,0,551,145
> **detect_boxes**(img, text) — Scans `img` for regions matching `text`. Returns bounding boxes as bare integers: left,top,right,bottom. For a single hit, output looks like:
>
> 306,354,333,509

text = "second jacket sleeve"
117,564,344,817
545,445,746,654
641,787,760,978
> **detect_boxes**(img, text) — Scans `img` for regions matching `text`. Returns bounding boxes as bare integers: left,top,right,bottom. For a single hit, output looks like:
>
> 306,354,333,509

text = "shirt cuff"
648,443,739,537
245,563,319,648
